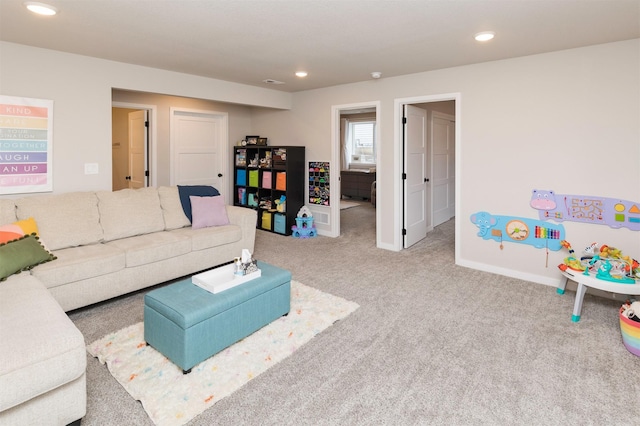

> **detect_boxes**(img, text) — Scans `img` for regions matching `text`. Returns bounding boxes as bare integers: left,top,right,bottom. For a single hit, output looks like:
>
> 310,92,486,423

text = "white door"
403,104,428,248
128,110,146,189
432,113,455,226
170,109,227,196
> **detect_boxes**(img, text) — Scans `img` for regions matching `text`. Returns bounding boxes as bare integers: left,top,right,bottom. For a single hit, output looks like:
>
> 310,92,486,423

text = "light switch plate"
84,163,99,175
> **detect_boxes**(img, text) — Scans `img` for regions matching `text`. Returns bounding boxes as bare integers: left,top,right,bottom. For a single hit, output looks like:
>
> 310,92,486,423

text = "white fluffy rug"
87,281,359,426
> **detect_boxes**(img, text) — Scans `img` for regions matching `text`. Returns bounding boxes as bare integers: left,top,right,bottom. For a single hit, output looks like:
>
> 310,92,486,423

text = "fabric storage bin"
236,169,246,186
237,188,246,205
276,172,286,191
620,307,640,357
261,211,272,230
249,170,259,187
274,213,286,234
262,171,272,188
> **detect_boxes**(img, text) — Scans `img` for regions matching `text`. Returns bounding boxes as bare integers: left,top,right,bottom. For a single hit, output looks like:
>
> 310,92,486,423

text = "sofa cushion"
171,224,242,251
0,199,17,225
177,185,220,222
15,192,103,251
158,186,190,230
31,243,125,288
0,275,86,412
97,187,165,242
190,195,230,229
0,235,56,281
105,231,191,268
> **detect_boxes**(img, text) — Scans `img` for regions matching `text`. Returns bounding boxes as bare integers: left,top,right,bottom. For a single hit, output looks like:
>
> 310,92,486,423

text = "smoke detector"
371,72,382,79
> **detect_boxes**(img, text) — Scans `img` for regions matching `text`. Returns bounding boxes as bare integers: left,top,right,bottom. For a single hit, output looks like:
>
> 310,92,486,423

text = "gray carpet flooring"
69,200,640,425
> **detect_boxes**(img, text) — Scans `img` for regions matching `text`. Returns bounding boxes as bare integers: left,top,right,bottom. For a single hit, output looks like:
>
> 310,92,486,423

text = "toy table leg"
557,277,568,295
571,282,588,322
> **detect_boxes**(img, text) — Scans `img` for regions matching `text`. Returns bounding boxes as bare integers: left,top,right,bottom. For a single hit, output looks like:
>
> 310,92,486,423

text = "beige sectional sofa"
0,186,257,425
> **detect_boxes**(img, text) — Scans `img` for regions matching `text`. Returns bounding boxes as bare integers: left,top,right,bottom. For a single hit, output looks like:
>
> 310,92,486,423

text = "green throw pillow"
0,234,57,281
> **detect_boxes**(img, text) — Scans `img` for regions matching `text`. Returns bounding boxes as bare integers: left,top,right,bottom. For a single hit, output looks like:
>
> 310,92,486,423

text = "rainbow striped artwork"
0,95,53,195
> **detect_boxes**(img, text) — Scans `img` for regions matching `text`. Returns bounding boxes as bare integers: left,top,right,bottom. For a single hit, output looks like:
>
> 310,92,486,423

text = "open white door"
431,112,455,226
403,104,428,248
170,108,228,197
128,110,147,189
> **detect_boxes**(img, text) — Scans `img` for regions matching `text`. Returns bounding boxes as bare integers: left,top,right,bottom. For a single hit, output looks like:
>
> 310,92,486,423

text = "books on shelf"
235,149,246,166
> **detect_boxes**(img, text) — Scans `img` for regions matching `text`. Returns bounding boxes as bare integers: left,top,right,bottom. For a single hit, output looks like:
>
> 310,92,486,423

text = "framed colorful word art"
0,95,53,195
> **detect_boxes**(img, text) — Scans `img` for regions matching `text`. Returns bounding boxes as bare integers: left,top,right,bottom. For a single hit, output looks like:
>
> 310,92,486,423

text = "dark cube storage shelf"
234,146,305,236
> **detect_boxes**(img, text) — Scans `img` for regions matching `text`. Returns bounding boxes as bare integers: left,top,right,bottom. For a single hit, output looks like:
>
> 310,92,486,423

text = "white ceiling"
1,0,639,93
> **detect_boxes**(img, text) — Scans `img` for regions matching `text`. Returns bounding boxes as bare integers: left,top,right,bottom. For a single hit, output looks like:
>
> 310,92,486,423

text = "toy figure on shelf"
275,195,286,213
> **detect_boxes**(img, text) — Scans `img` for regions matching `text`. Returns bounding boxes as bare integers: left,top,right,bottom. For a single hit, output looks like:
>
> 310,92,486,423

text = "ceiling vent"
263,79,285,85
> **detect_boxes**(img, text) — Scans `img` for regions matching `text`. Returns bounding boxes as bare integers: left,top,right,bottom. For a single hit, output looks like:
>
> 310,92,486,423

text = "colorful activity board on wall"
530,189,640,231
470,211,566,251
0,95,53,195
309,162,330,206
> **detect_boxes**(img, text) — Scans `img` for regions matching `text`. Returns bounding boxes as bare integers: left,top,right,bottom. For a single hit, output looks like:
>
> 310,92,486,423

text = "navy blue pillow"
177,185,220,222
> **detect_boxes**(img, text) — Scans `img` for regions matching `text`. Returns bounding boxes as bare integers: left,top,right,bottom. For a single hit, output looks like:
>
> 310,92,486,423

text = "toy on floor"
291,206,317,238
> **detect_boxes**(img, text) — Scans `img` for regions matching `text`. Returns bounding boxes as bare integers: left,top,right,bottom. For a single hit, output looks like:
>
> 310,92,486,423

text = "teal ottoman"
144,261,291,373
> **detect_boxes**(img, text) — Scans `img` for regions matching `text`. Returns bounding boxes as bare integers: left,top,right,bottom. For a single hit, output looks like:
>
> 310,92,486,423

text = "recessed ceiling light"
474,31,495,42
295,71,308,78
24,2,58,15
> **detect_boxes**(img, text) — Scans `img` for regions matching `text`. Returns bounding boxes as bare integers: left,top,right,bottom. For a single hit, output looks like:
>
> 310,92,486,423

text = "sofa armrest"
225,206,257,251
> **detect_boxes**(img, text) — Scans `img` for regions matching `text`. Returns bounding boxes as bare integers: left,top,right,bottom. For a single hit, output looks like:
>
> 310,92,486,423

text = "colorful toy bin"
619,307,640,357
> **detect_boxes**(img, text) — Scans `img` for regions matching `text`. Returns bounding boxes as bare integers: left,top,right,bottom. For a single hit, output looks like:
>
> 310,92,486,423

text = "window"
348,120,376,167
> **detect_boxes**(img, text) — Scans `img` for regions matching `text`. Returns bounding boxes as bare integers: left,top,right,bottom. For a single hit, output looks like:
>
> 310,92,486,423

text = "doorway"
169,108,228,197
396,94,459,251
331,101,381,246
112,102,157,189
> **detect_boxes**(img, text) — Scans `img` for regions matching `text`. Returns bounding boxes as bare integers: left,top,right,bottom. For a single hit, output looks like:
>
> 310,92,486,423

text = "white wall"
251,39,640,286
1,39,638,288
0,41,291,194
111,90,255,189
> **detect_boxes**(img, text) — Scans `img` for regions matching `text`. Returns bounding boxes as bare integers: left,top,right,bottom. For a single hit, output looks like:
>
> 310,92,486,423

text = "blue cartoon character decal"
470,211,565,250
531,189,640,231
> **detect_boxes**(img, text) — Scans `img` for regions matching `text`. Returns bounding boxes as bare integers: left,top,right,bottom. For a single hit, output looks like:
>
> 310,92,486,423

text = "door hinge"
144,121,149,128
402,117,407,124
145,170,149,177
402,173,407,180
402,228,407,235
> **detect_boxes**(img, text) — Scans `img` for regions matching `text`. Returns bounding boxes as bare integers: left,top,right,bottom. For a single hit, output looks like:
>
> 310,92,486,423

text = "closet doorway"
112,102,157,190
397,95,458,250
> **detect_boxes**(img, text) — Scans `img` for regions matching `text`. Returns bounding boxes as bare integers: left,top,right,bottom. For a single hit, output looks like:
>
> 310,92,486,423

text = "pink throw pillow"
189,195,230,229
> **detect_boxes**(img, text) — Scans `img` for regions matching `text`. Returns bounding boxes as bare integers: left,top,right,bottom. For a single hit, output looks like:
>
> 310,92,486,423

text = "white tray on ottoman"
192,263,261,294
